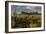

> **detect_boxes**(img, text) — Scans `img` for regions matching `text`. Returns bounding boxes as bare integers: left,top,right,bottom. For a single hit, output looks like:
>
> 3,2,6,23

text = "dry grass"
11,15,41,28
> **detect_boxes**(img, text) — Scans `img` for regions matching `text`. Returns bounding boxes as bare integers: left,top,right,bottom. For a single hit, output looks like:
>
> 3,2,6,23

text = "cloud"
25,6,31,9
11,5,41,15
25,6,41,13
16,12,21,14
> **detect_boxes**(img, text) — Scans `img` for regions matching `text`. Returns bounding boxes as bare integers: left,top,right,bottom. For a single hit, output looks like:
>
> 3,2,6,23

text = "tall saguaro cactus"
12,9,16,28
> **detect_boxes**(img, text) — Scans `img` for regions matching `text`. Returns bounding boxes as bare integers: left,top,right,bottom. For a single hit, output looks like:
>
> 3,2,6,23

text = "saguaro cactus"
12,10,16,28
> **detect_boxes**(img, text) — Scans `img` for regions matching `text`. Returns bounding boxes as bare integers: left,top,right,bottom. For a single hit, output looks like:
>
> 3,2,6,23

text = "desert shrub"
11,15,41,28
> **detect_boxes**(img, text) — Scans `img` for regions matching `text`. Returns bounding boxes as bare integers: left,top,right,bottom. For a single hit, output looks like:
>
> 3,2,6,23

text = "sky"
11,5,41,15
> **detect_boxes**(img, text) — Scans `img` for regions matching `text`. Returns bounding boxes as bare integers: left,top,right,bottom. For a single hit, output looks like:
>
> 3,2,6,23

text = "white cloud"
25,6,31,9
16,12,21,14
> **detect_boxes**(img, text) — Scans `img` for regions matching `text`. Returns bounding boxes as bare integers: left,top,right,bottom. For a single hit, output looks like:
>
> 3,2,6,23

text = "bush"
11,15,41,28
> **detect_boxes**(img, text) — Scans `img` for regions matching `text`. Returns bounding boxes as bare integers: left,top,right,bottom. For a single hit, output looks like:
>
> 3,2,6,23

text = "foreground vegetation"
11,15,41,28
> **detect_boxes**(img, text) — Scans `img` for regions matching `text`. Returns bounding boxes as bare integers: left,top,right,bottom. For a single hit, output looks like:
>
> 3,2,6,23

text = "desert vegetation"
11,6,41,28
11,15,41,28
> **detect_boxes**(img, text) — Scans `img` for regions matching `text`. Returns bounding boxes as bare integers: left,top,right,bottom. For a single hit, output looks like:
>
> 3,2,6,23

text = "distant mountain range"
21,11,41,15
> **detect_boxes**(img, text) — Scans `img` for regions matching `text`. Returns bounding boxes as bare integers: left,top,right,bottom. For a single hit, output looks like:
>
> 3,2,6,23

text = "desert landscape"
11,5,41,28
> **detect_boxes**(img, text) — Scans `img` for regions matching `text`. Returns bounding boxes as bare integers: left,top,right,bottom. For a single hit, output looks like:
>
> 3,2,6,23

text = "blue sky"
11,5,41,15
